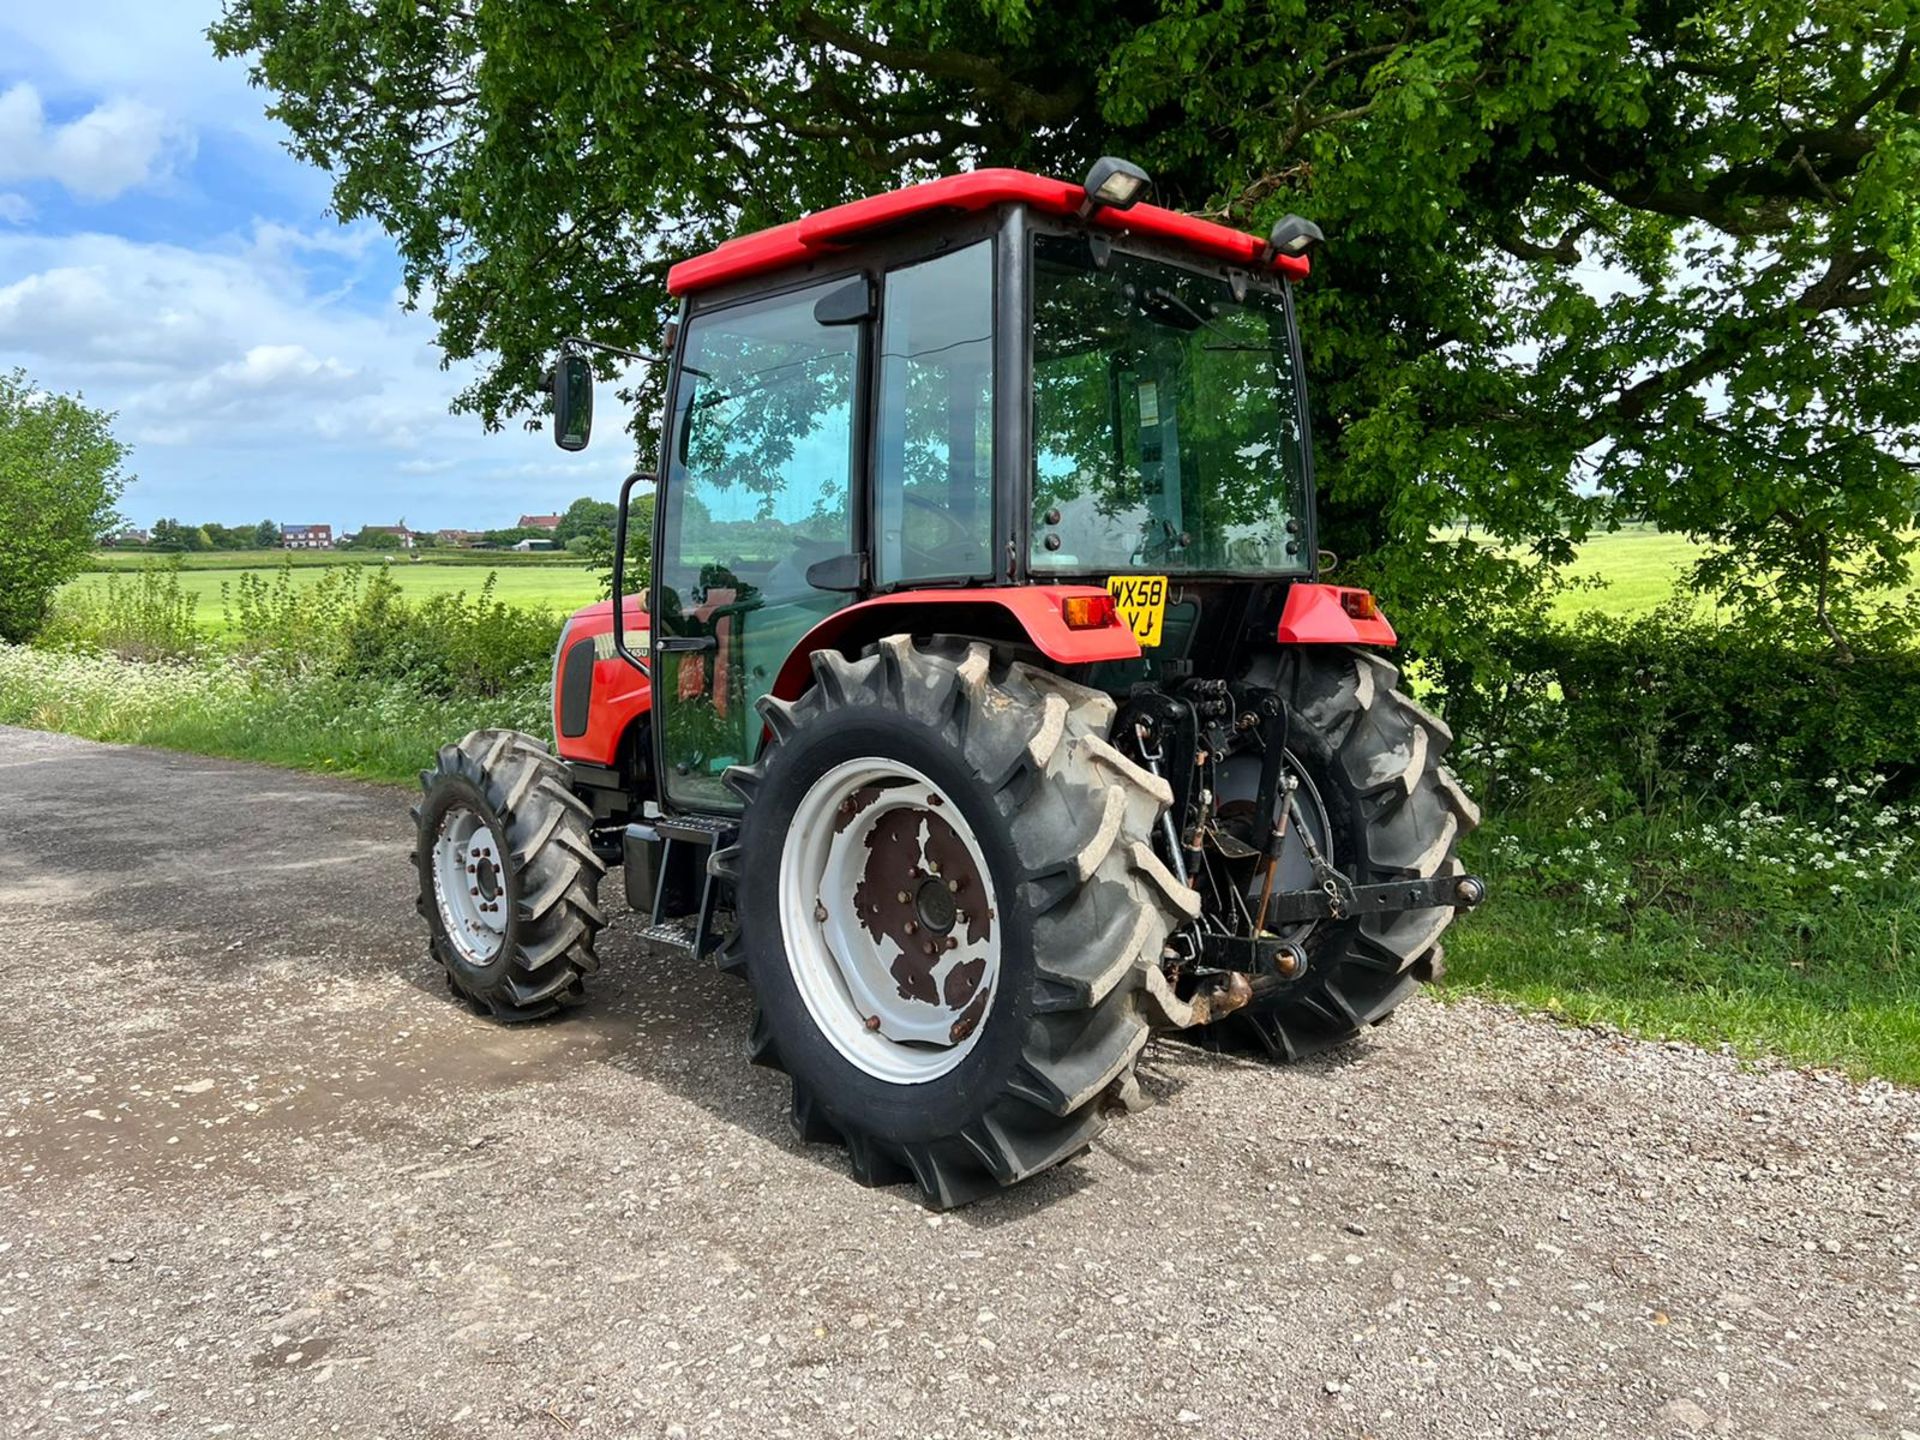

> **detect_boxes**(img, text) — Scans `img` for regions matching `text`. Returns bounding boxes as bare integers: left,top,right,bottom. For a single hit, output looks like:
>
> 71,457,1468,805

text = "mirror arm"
610,468,656,677
560,335,667,369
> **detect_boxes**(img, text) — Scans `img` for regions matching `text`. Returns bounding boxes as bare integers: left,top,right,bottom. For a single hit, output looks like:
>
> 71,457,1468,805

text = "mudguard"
769,586,1141,701
1276,583,1397,647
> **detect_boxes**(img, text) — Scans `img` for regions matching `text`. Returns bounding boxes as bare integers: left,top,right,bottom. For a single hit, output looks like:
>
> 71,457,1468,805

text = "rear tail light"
1339,589,1379,621
1062,593,1119,630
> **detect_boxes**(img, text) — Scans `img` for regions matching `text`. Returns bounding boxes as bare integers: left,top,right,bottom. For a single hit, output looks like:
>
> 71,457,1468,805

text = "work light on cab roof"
415,164,1485,1213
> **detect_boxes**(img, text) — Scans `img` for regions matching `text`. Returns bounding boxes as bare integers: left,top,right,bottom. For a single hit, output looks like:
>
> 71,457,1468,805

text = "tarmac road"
0,724,1915,1439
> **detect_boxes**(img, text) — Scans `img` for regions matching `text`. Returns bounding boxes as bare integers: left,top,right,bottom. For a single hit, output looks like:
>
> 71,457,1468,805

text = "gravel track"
0,725,1914,1439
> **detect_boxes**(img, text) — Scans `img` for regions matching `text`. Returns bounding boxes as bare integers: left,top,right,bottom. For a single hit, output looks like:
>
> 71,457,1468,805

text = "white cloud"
0,227,619,527
0,83,190,201
4,3,275,138
0,8,618,530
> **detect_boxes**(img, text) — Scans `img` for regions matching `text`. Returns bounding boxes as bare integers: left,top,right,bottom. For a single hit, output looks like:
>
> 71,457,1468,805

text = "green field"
66,528,1917,636
1549,526,1705,618
87,546,578,571
67,554,602,632
1545,525,1918,619
70,528,1714,633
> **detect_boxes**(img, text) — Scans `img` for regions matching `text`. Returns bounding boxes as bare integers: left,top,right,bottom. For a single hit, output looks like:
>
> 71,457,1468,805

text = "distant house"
518,513,563,531
108,528,151,547
436,528,482,547
283,524,334,550
512,538,557,552
359,524,416,550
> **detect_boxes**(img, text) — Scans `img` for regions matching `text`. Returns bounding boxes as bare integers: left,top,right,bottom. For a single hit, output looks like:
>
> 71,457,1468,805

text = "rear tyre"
413,728,606,1022
1202,646,1479,1059
716,636,1194,1209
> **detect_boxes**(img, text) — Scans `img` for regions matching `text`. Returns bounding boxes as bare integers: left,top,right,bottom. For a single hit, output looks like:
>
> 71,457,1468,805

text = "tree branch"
1495,217,1594,266
791,10,1086,127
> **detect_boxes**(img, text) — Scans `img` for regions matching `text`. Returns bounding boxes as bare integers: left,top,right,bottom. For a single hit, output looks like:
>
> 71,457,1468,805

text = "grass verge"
0,646,546,785
1440,805,1920,1085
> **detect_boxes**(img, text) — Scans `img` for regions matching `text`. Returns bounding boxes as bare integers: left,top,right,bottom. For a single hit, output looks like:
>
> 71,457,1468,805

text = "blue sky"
0,4,612,532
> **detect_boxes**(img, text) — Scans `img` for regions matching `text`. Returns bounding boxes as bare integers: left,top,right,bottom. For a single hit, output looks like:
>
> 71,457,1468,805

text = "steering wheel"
1134,516,1189,565
899,492,983,570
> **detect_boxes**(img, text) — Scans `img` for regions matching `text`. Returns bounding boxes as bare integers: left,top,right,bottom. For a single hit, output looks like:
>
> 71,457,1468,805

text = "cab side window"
873,241,995,585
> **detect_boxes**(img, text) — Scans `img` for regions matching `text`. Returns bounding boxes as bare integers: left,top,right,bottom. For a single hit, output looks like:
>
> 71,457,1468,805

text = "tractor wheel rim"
432,804,509,967
780,757,1000,1085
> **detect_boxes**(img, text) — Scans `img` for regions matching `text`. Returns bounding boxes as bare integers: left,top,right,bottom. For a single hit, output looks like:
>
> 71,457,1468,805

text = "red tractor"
414,161,1484,1208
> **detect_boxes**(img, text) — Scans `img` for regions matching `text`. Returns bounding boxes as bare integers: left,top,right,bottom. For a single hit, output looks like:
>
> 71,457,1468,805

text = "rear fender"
769,586,1141,701
1276,583,1397,647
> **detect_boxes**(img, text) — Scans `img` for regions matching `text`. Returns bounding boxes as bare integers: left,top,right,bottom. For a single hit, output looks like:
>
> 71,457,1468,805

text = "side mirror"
551,351,593,451
804,551,866,593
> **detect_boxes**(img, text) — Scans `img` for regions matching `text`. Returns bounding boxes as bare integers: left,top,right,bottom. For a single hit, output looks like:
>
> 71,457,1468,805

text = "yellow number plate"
1107,574,1168,648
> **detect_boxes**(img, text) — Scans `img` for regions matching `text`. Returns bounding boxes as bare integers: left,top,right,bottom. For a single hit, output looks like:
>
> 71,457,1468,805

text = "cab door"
653,278,865,812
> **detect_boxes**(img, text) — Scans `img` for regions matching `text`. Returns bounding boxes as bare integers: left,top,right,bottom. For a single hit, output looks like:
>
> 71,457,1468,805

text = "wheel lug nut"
814,902,828,922
922,942,936,956
864,1015,881,1032
904,920,918,935
947,878,960,893
896,890,911,904
945,937,958,951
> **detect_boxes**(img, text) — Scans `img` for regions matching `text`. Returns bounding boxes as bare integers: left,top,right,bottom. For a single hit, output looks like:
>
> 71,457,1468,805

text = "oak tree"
211,0,1920,647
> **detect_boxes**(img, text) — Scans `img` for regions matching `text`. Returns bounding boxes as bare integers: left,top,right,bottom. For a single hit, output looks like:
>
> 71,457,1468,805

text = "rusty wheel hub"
779,757,1000,1084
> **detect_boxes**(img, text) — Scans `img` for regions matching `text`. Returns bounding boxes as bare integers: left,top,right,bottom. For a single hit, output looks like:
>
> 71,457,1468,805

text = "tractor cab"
413,161,1478,1211
551,162,1363,817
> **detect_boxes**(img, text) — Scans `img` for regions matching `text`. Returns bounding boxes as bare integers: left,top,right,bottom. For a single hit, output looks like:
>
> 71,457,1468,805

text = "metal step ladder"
627,814,736,959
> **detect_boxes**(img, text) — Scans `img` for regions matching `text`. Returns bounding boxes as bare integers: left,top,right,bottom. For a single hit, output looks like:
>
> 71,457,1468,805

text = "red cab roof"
665,168,1311,297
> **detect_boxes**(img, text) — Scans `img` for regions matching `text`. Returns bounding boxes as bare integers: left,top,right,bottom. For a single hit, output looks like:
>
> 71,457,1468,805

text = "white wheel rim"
779,757,1001,1084
432,804,509,966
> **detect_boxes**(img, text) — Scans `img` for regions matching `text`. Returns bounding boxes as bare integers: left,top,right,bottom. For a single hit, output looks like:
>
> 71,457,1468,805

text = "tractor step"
647,814,737,845
634,916,704,953
625,817,737,961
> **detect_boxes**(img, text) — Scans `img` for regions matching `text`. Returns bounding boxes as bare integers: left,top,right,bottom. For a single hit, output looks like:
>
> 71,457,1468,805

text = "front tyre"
413,729,606,1021
717,637,1195,1209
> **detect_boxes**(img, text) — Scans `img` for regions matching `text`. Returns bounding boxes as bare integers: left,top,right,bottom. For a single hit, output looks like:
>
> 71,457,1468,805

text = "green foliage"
1433,603,1920,1083
147,516,272,552
39,558,201,662
220,557,560,693
336,569,559,697
1442,602,1920,814
209,1,1920,644
579,491,652,601
555,495,617,544
478,526,559,548
0,369,128,642
338,527,411,552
